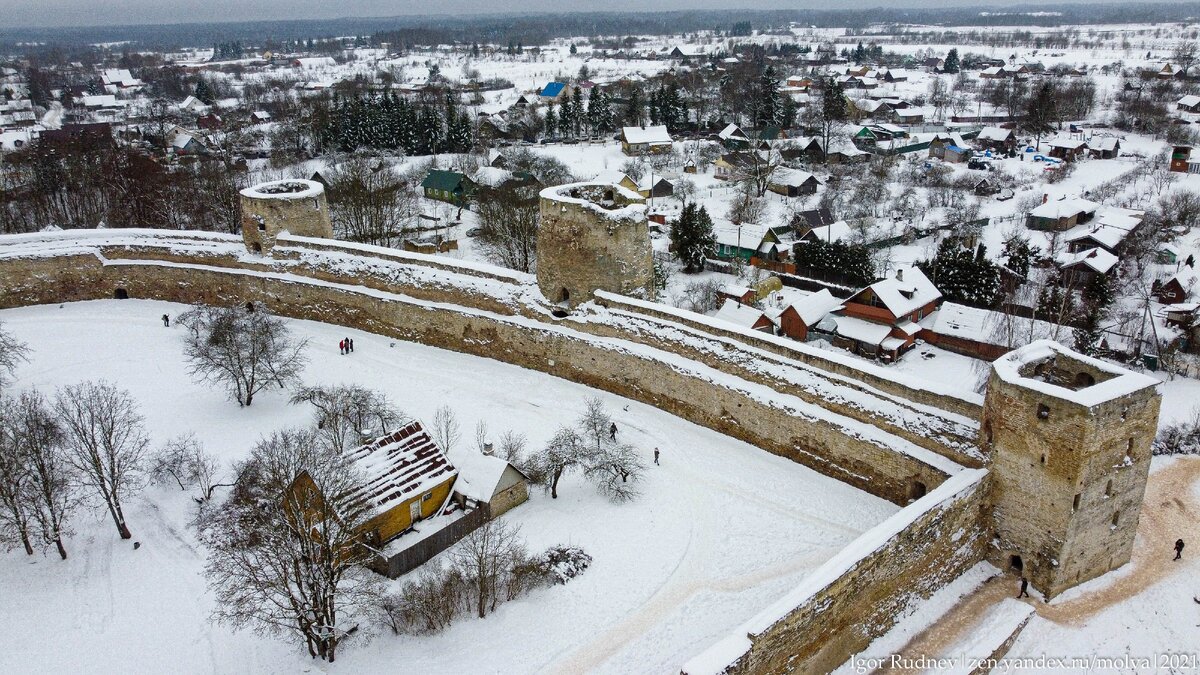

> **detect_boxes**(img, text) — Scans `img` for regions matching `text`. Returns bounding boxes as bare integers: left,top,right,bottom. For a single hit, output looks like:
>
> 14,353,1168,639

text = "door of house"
409,501,421,523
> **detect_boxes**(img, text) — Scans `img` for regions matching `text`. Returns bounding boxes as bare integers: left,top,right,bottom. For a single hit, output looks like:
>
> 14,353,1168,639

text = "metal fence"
367,507,489,579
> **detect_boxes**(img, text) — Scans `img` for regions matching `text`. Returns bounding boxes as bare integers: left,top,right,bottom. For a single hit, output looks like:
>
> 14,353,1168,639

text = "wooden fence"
367,507,489,579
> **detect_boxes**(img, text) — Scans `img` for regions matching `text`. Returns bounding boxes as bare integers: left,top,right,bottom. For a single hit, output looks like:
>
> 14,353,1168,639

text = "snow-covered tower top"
239,179,333,254
536,181,653,309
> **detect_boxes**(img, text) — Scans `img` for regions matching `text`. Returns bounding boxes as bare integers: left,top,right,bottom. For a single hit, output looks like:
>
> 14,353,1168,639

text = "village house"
1026,196,1099,231
833,265,943,362
620,125,673,155
1089,136,1121,159
448,449,530,518
975,126,1016,153
1046,137,1089,161
713,299,777,333
717,123,753,150
1178,95,1200,114
1154,269,1196,304
334,421,460,548
592,170,641,195
767,168,822,197
929,136,971,163
539,81,569,101
772,289,844,341
421,169,474,205
1057,247,1118,287
1063,208,1143,255
716,283,757,306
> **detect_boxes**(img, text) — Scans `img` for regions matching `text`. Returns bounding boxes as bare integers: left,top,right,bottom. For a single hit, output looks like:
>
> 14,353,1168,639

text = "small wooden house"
620,125,673,155
773,289,843,341
421,169,474,205
341,421,460,547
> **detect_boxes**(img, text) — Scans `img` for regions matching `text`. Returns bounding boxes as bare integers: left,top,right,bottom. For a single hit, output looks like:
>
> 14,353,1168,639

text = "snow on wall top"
539,181,647,222
992,339,1159,408
239,178,324,201
682,468,988,675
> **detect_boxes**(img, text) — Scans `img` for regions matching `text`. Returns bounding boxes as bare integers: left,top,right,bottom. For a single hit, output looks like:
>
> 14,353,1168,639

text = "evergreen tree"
472,43,480,58
544,104,558,139
571,87,585,137
588,88,614,133
570,43,578,55
1000,235,1038,278
194,79,215,105
793,240,876,287
853,42,866,63
944,48,961,74
920,240,1001,308
1072,311,1104,356
671,203,717,273
624,86,644,127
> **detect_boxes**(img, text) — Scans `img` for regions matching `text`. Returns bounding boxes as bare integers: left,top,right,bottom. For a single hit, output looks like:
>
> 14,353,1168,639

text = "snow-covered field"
0,299,897,674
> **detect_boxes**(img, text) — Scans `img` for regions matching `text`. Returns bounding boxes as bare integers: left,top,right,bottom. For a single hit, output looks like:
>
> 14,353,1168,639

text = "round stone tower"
536,181,653,308
239,178,333,254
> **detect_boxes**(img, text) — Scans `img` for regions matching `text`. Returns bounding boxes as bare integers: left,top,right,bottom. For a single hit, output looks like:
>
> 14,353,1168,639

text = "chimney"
1042,193,1049,204
896,268,904,281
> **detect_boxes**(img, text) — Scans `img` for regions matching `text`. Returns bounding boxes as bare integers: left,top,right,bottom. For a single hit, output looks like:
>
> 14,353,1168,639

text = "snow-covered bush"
1153,410,1200,456
538,545,592,585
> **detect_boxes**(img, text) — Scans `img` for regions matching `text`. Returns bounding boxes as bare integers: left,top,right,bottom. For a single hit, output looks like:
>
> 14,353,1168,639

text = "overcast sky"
1,0,1123,30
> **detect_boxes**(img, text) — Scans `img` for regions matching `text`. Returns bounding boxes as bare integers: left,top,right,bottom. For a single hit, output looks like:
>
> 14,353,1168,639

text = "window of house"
421,492,433,502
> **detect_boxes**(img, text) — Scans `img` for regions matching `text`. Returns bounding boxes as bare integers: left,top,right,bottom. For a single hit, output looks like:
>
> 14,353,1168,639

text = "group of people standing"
339,337,355,355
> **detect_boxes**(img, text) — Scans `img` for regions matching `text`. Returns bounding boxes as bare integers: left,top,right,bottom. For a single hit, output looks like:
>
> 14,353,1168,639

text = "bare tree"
54,381,148,540
475,187,539,273
474,420,490,455
526,398,645,501
0,393,36,555
325,158,419,247
150,433,233,503
497,430,527,464
15,391,77,560
430,405,461,453
290,385,405,452
178,304,308,407
0,321,29,385
450,518,527,618
198,428,382,663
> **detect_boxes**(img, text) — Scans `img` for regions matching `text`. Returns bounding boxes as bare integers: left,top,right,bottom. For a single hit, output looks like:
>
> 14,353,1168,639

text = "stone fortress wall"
0,227,1162,674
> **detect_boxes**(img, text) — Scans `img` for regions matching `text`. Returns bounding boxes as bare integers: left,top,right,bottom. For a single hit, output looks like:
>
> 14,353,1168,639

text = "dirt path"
873,457,1200,674
872,574,1016,675
1035,457,1200,625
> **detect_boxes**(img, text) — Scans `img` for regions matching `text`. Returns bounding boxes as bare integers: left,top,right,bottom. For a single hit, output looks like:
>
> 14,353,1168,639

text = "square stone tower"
981,341,1160,599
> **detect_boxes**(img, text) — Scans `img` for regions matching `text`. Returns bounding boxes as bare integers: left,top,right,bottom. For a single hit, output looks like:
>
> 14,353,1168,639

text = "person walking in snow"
344,336,351,355
348,337,355,353
609,422,618,440
161,314,170,327
339,339,346,355
653,448,660,465
1017,577,1030,598
1175,538,1185,561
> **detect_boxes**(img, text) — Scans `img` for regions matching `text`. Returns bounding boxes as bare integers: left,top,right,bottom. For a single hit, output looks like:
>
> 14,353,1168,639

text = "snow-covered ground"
0,299,897,674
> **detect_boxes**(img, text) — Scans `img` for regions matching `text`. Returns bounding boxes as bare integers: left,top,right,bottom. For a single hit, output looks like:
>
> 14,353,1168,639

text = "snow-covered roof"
714,299,774,330
1058,247,1118,274
1062,209,1141,250
1178,94,1200,107
1047,137,1087,150
802,220,850,243
1029,197,1099,220
770,168,820,188
1090,136,1120,152
622,125,673,145
832,314,892,345
992,340,1158,408
718,123,748,141
788,288,843,326
859,266,942,317
976,126,1012,142
719,284,754,298
447,448,516,503
343,421,459,517
240,178,324,200
472,166,514,188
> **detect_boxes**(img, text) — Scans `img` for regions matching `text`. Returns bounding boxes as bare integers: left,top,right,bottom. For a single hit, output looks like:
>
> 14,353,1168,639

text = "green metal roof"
421,169,467,192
